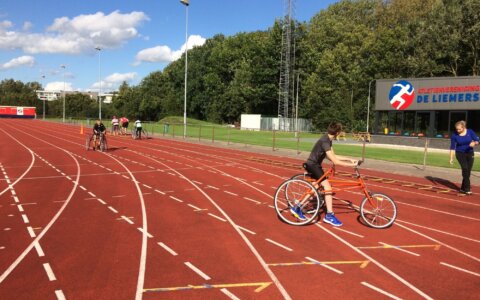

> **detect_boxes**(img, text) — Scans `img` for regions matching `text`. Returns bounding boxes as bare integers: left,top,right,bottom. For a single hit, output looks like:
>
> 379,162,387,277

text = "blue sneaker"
290,205,307,221
323,212,343,227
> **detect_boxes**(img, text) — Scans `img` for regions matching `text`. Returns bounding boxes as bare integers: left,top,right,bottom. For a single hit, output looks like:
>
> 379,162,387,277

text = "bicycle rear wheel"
85,134,92,151
274,179,320,226
360,193,397,229
100,136,107,152
142,129,149,139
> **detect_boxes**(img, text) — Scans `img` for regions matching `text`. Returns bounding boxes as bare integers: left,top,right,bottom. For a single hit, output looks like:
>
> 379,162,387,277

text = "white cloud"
91,72,137,90
45,81,74,91
22,21,32,31
0,11,149,55
134,34,206,65
0,55,35,70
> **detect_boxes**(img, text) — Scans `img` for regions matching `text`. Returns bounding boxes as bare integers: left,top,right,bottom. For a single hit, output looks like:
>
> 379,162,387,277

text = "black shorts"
122,122,129,128
305,162,324,180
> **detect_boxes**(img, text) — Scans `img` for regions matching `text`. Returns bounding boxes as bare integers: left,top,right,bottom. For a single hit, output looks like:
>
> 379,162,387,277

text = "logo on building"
389,80,415,110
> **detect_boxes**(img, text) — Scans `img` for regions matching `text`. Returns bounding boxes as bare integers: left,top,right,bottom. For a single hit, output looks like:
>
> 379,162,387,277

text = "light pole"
61,65,66,123
367,79,375,133
41,75,45,120
95,47,102,120
180,0,189,138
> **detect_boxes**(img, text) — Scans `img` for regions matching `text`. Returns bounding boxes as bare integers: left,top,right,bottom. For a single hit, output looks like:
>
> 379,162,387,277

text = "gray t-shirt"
307,134,332,165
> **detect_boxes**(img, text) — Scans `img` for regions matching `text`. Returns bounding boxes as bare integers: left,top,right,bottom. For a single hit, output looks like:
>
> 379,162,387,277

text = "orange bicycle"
274,161,397,228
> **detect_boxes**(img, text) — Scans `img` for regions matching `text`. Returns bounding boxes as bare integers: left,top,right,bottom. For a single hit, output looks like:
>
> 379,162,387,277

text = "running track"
0,119,479,300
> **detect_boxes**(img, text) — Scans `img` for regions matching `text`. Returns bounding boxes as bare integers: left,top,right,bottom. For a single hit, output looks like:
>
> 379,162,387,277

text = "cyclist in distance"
120,116,129,135
111,116,119,135
293,122,358,227
93,119,106,150
134,118,142,139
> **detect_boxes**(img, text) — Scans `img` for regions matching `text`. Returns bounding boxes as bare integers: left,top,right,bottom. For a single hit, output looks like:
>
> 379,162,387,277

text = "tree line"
2,0,479,131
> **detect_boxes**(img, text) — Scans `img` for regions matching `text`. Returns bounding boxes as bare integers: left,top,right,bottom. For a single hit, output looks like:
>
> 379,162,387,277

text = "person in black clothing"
300,122,358,227
93,119,106,150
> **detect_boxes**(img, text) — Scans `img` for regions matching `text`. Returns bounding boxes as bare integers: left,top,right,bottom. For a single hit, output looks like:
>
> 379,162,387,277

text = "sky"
0,0,337,93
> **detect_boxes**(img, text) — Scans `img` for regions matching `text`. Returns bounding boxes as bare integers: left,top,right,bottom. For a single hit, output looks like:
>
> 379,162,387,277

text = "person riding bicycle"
134,118,142,139
111,116,119,135
120,116,129,135
93,119,106,150
292,122,358,227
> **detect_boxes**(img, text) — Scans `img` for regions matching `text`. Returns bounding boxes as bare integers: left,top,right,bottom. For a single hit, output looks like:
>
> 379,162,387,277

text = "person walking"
449,120,479,195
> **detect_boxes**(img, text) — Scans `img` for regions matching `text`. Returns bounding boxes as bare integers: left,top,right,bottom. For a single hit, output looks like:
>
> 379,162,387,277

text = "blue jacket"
450,129,479,153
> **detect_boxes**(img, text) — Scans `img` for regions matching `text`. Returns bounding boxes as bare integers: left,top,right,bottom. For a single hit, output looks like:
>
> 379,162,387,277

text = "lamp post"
41,75,45,120
61,65,66,123
95,47,102,120
180,0,189,138
367,79,375,133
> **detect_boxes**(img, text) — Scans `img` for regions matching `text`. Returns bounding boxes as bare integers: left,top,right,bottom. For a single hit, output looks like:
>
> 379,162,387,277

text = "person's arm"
449,135,456,164
330,147,357,164
469,129,479,148
326,150,357,167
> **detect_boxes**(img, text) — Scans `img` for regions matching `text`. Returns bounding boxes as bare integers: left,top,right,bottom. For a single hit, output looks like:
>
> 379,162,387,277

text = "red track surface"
0,119,479,300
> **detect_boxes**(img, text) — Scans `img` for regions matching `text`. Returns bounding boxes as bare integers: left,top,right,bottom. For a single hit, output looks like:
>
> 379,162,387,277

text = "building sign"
375,76,480,111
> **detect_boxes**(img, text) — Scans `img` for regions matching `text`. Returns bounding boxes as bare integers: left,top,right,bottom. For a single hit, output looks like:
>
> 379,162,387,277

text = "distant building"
36,90,117,104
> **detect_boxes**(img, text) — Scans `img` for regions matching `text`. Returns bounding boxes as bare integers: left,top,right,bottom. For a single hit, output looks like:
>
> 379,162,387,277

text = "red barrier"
0,106,36,118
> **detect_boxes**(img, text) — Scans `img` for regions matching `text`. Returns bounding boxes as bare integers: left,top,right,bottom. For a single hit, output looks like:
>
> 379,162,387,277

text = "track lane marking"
378,242,421,257
361,282,402,300
265,238,292,252
121,215,134,225
208,213,227,222
34,242,45,257
332,227,364,238
137,227,153,238
108,206,119,213
220,288,240,300
158,242,178,256
184,262,211,280
55,290,66,300
43,263,57,281
440,262,480,277
21,214,29,224
304,257,343,274
169,196,183,203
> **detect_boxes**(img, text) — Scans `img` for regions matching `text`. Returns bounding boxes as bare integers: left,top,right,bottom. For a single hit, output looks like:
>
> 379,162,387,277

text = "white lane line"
60,172,66,176
137,227,153,238
55,290,66,300
108,206,118,214
154,189,165,195
192,180,203,185
243,196,261,204
187,204,202,211
12,196,19,203
237,226,256,235
361,282,402,300
220,288,241,300
440,262,480,277
43,263,57,281
208,213,227,222
184,262,211,280
253,181,264,186
122,175,129,179
169,196,183,203
17,205,24,212
79,185,87,191
396,201,480,221
305,256,343,275
66,176,72,180
97,199,106,205
143,184,152,189
27,226,36,238
333,227,365,238
88,191,96,197
112,195,126,198
396,219,480,244
11,190,16,196
206,185,219,190
21,214,29,224
224,191,238,196
379,242,421,257
265,238,292,252
158,242,178,256
34,242,45,257
121,216,134,225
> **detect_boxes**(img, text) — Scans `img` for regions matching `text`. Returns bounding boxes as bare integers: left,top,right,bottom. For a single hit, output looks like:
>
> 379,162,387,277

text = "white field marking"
88,192,96,197
333,227,365,238
137,227,153,238
396,201,480,221
206,185,219,190
17,205,24,212
305,256,343,275
207,170,217,174
224,190,238,196
143,184,152,189
0,146,34,197
268,205,275,209
187,204,202,211
60,172,66,176
34,242,45,257
108,206,118,213
97,199,107,205
121,216,134,225
12,196,19,203
105,168,113,171
53,200,66,203
379,242,420,257
112,195,126,198
396,219,480,244
208,213,227,222
10,190,16,196
122,175,129,179
43,263,57,281
5,179,11,184
66,176,72,180
114,171,120,175
253,181,264,186
55,290,66,300
265,238,292,252
84,197,96,200
158,242,178,256
21,214,29,224
27,226,36,238
221,288,241,300
440,262,480,277
243,197,261,204
192,180,202,185
237,226,256,235
154,189,165,195
169,196,183,203
79,185,87,191
184,262,211,280
361,282,402,300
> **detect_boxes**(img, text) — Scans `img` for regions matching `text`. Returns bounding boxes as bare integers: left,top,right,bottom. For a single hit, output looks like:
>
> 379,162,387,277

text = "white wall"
240,114,261,131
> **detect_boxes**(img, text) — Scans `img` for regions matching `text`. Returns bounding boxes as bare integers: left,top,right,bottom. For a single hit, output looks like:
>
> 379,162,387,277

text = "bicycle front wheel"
142,129,149,139
85,135,92,151
274,179,321,226
360,193,397,229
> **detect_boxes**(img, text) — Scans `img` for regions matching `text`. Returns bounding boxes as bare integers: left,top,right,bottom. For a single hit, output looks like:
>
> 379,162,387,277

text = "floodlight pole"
41,75,45,120
61,65,66,123
95,47,102,120
180,0,189,138
367,79,375,133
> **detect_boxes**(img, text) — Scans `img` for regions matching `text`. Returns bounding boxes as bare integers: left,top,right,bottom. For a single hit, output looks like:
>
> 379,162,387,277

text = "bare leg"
320,180,333,213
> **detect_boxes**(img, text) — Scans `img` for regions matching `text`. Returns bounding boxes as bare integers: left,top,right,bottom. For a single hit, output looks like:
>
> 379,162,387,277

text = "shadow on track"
425,176,459,190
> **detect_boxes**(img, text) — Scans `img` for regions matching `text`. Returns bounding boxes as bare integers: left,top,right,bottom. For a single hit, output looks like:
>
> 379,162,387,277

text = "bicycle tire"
274,179,321,226
85,134,92,151
360,193,397,229
142,129,149,139
100,135,107,152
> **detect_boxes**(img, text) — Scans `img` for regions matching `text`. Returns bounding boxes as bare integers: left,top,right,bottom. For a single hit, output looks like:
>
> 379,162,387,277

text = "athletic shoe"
466,191,473,195
323,212,343,227
290,205,307,221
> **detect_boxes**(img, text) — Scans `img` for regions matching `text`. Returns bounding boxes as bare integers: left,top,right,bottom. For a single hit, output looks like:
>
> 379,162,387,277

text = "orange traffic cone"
80,123,84,135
